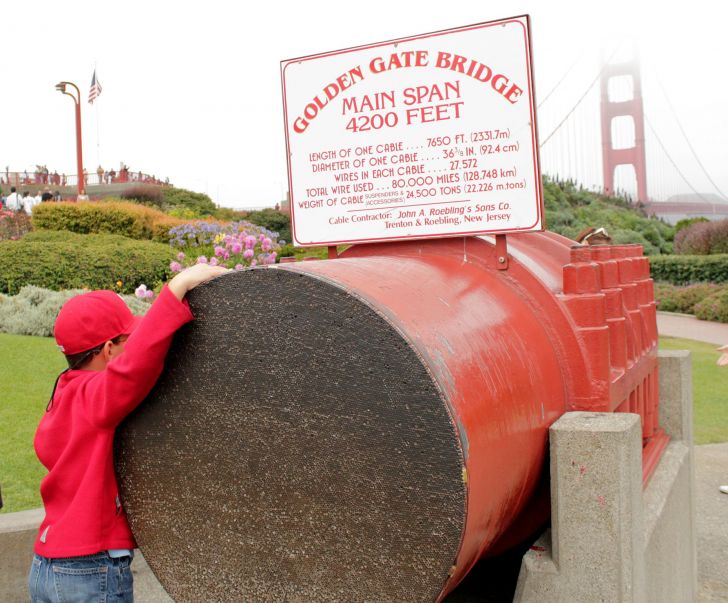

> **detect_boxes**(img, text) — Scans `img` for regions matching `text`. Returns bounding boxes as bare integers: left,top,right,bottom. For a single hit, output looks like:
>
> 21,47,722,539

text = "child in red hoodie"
29,264,227,602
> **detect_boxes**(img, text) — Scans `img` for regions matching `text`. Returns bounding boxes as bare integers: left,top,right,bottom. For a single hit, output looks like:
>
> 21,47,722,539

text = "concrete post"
515,351,696,603
515,412,646,602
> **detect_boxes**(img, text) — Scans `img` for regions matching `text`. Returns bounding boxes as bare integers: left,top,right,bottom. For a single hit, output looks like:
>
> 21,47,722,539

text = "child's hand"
168,264,230,301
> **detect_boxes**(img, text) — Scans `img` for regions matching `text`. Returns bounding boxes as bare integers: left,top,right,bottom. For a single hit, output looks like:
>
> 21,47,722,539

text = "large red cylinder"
116,232,659,602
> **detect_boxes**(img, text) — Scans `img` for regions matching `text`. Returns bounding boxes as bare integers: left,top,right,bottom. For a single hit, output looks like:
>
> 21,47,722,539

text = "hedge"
649,254,728,285
694,288,728,323
0,285,150,337
31,201,188,243
653,282,723,313
0,232,172,294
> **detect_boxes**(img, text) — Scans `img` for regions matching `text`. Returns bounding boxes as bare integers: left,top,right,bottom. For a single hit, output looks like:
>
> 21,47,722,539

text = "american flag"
88,70,102,104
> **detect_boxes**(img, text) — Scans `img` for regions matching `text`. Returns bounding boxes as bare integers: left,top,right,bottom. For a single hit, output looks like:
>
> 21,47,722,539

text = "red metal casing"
279,232,659,599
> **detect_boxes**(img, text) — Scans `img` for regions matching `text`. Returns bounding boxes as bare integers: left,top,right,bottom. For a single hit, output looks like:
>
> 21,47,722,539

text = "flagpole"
94,63,101,176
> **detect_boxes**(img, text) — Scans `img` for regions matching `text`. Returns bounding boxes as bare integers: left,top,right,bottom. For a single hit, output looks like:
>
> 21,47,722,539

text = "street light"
55,81,86,199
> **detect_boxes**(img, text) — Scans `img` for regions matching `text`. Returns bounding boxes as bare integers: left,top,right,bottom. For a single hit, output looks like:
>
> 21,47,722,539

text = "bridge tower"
600,53,648,202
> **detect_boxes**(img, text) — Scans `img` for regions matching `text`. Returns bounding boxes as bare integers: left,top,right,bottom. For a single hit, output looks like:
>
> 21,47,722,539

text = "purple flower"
196,256,208,264
170,261,182,273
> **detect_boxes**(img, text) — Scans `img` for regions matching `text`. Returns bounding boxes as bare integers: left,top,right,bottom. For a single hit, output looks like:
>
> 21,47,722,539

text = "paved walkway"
657,311,728,346
656,311,728,601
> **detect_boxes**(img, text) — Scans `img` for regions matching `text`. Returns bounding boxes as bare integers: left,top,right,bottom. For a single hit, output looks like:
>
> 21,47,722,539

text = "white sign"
281,15,542,247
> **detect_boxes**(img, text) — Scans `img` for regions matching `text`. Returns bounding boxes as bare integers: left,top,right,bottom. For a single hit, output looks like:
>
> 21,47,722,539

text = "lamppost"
55,81,86,199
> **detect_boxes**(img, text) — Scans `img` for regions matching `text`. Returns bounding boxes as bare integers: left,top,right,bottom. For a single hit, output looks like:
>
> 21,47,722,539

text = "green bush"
694,289,728,323
0,232,172,294
32,201,160,239
654,282,723,313
649,254,728,285
31,201,189,244
162,187,217,216
0,286,149,337
246,208,291,243
542,176,674,253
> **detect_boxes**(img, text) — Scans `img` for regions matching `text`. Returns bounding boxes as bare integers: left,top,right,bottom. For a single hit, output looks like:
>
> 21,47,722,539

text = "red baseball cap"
54,291,142,355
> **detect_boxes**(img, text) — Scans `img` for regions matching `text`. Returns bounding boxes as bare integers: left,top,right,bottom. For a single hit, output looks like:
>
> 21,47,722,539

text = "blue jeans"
28,551,134,602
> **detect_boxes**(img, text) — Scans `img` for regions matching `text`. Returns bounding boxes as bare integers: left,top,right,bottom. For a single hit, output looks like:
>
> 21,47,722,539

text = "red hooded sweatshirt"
33,285,193,557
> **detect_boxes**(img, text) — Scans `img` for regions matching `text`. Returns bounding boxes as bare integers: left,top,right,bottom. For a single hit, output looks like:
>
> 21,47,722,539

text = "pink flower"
223,251,230,260
209,257,219,266
177,251,185,261
231,242,242,254
251,259,257,267
135,284,148,299
145,289,155,300
259,233,266,242
244,235,256,249
214,246,225,257
243,248,254,259
170,261,182,273
196,256,208,264
234,263,244,270
262,237,272,251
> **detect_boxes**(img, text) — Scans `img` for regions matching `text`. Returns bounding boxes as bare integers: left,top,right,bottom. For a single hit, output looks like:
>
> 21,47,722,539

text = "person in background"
6,187,21,211
28,263,228,602
21,191,34,214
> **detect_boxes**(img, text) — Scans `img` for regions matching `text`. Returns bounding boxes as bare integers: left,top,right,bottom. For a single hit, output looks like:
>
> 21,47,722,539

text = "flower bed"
0,209,32,240
168,220,283,271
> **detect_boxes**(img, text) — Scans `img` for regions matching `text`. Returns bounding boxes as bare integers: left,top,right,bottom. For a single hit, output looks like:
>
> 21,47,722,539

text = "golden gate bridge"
538,43,727,224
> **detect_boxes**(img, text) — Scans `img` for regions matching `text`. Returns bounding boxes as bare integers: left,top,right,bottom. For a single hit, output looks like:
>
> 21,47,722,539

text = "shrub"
0,286,149,337
649,254,728,285
0,209,33,240
542,176,673,253
31,200,196,244
0,232,172,294
162,187,217,216
654,283,723,313
674,216,709,235
694,289,728,323
245,208,291,243
674,219,728,255
214,207,250,221
119,185,165,206
32,201,166,239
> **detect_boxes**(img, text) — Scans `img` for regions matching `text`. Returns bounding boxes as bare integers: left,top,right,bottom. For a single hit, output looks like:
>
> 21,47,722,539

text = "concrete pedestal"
514,350,697,602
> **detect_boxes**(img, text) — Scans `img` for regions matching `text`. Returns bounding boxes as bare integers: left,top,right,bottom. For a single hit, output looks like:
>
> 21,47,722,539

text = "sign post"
282,15,542,247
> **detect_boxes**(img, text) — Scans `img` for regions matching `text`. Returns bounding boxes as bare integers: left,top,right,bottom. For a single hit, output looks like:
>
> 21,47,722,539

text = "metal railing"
0,169,170,189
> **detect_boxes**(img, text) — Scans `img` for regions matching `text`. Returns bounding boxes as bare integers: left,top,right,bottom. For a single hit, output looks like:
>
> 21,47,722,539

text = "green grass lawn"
0,333,725,514
0,333,66,513
659,336,728,444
